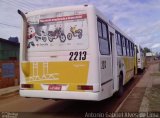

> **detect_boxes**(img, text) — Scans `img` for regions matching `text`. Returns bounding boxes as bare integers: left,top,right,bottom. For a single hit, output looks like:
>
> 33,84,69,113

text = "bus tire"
117,73,124,97
138,68,143,74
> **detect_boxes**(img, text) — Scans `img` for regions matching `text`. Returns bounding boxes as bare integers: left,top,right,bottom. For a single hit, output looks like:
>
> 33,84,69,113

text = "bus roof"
94,6,134,43
25,4,91,17
25,4,134,43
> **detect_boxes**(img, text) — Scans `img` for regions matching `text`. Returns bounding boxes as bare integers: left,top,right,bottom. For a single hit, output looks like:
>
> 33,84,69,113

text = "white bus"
137,45,145,73
18,5,136,101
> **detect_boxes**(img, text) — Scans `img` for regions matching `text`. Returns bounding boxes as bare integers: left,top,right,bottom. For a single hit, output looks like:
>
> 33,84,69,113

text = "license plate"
48,85,61,91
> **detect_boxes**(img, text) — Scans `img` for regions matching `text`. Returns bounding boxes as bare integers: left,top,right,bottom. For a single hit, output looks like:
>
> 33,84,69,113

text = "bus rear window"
27,10,88,52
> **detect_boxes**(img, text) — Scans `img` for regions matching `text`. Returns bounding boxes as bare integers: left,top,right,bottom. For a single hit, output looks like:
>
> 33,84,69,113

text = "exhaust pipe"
17,10,28,61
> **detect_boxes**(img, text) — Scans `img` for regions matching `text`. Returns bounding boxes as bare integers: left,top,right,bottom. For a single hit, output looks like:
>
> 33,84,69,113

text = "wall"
0,61,19,88
0,39,20,60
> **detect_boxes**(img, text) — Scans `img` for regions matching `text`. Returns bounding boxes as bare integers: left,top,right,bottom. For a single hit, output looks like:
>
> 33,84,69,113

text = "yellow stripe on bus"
21,61,89,91
123,57,134,83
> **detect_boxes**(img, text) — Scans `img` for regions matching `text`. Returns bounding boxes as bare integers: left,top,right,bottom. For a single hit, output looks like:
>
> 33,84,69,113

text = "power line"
0,30,13,37
0,22,20,28
15,0,36,8
2,0,39,11
1,0,27,11
7,0,31,9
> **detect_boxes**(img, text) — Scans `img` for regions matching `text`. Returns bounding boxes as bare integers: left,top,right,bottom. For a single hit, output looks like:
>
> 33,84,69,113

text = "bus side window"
97,19,110,55
109,32,113,53
130,42,133,56
133,44,135,56
125,39,128,56
125,38,127,56
129,41,133,56
131,44,133,56
102,23,107,39
127,40,130,56
98,21,102,37
120,35,123,56
131,43,133,56
116,32,119,45
129,41,131,56
129,41,132,56
116,32,123,56
122,36,126,56
132,43,134,56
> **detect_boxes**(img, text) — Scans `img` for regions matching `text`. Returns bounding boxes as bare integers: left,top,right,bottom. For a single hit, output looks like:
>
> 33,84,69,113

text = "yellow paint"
21,61,89,91
123,57,135,83
134,46,138,74
21,62,31,77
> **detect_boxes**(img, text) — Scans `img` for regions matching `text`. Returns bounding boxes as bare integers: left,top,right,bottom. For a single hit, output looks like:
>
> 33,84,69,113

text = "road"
0,74,144,117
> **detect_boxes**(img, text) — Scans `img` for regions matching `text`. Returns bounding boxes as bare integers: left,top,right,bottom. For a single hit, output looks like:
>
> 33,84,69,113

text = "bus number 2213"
69,51,87,61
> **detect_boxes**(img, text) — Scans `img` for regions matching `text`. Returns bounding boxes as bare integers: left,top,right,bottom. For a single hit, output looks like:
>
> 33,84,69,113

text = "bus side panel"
86,6,100,92
123,57,135,83
134,46,138,75
96,17,114,99
99,56,113,99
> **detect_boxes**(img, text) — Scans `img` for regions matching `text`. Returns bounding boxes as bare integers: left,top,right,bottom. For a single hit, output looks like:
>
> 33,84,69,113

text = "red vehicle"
48,27,66,42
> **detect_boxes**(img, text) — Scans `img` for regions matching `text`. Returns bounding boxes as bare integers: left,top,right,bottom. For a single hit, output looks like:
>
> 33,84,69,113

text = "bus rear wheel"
117,73,124,97
138,68,143,74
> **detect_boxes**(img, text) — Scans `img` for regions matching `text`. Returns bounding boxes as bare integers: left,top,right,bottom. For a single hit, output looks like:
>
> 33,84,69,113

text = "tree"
143,47,151,53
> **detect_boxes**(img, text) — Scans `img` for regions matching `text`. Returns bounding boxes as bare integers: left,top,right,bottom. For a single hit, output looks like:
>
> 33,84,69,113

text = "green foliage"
144,47,151,53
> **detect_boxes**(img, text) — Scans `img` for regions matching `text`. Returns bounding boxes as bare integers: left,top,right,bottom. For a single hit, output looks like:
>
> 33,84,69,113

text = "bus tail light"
77,85,93,90
21,84,33,88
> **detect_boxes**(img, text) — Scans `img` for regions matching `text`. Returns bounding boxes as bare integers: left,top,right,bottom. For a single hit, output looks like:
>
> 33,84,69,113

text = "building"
0,38,20,88
8,37,19,43
0,38,19,60
146,52,156,63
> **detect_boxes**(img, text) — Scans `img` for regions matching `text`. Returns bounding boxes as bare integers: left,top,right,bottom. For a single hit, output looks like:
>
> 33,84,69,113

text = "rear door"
97,18,112,86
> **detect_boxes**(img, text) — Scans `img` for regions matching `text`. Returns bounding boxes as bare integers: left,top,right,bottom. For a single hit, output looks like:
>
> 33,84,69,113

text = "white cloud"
151,43,160,49
1,0,160,52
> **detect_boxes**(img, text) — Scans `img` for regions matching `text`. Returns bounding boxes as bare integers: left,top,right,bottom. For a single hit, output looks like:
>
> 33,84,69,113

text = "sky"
0,0,160,52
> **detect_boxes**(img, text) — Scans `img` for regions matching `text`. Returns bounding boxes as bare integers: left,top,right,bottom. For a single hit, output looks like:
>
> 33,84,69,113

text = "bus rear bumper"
20,90,102,101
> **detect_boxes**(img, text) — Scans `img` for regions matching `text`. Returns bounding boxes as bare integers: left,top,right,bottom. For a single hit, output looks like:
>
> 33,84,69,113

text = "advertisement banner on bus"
27,10,88,52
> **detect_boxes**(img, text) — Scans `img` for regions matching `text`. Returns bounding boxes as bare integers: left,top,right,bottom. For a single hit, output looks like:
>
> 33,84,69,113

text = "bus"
137,45,145,73
18,5,137,101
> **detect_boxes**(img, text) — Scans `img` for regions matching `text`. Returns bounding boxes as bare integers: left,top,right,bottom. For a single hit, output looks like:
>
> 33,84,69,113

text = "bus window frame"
116,31,123,56
122,36,127,56
127,40,130,56
132,43,134,56
97,17,110,55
